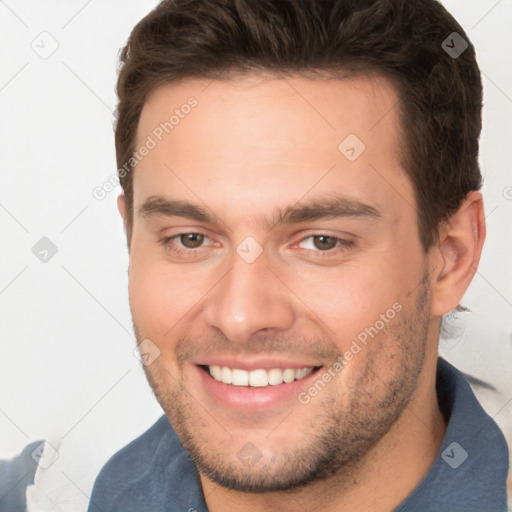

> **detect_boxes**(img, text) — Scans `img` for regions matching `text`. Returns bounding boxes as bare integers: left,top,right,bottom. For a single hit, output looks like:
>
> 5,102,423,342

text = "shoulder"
438,357,509,459
396,358,509,511
99,415,172,474
88,415,192,512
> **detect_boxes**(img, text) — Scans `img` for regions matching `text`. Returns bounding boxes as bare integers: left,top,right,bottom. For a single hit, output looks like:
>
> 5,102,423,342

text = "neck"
200,356,446,512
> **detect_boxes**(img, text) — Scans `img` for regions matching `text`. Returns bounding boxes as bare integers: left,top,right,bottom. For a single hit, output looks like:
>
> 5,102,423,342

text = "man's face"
125,74,439,492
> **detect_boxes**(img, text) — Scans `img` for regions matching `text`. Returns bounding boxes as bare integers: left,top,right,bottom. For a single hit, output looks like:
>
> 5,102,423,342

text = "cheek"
286,255,414,346
128,247,205,339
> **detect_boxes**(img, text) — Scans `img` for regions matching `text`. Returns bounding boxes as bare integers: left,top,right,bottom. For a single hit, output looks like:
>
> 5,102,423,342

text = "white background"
1,1,511,510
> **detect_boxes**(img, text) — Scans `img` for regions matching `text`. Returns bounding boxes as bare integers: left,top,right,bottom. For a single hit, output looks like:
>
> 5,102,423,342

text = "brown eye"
180,233,205,248
312,235,338,251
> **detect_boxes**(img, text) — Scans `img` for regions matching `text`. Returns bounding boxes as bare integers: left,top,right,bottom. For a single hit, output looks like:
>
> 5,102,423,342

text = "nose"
202,250,296,344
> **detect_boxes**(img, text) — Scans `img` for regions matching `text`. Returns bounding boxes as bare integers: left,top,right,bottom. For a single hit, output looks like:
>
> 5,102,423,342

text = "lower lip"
194,365,323,412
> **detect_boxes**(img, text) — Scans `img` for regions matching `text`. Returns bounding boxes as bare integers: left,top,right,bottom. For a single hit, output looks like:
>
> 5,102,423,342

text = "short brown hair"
115,0,482,250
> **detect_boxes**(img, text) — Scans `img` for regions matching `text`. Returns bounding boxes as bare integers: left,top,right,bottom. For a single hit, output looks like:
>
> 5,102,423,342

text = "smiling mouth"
199,364,323,388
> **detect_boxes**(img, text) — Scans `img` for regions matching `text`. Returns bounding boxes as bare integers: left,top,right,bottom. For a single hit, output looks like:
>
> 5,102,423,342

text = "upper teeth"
208,365,314,387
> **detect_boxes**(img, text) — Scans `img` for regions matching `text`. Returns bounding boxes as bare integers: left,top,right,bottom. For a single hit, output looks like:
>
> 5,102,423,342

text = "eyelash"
159,232,212,256
159,232,354,257
298,235,354,256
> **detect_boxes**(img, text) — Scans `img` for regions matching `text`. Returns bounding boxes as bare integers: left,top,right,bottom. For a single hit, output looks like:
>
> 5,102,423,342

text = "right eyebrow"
138,196,215,223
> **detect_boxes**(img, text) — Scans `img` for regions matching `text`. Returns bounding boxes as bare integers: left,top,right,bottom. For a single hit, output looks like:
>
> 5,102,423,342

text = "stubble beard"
135,277,430,493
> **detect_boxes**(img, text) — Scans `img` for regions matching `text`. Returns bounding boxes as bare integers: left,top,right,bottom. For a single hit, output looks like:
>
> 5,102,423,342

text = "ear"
117,193,127,224
117,193,131,252
430,191,486,316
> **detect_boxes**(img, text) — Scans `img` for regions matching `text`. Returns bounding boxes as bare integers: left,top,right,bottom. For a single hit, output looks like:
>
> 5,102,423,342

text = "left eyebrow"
273,195,382,226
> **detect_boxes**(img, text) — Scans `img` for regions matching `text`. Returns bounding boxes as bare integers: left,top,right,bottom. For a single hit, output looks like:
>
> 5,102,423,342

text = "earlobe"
430,191,486,316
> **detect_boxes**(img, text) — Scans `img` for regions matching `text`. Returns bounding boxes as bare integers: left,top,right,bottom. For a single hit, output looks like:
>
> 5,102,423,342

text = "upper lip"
193,356,323,371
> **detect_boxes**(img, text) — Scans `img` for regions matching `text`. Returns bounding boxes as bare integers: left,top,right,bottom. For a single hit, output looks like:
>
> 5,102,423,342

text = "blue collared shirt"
89,358,509,512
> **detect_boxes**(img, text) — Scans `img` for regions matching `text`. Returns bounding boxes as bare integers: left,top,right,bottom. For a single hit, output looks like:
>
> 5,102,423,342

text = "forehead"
133,73,413,225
